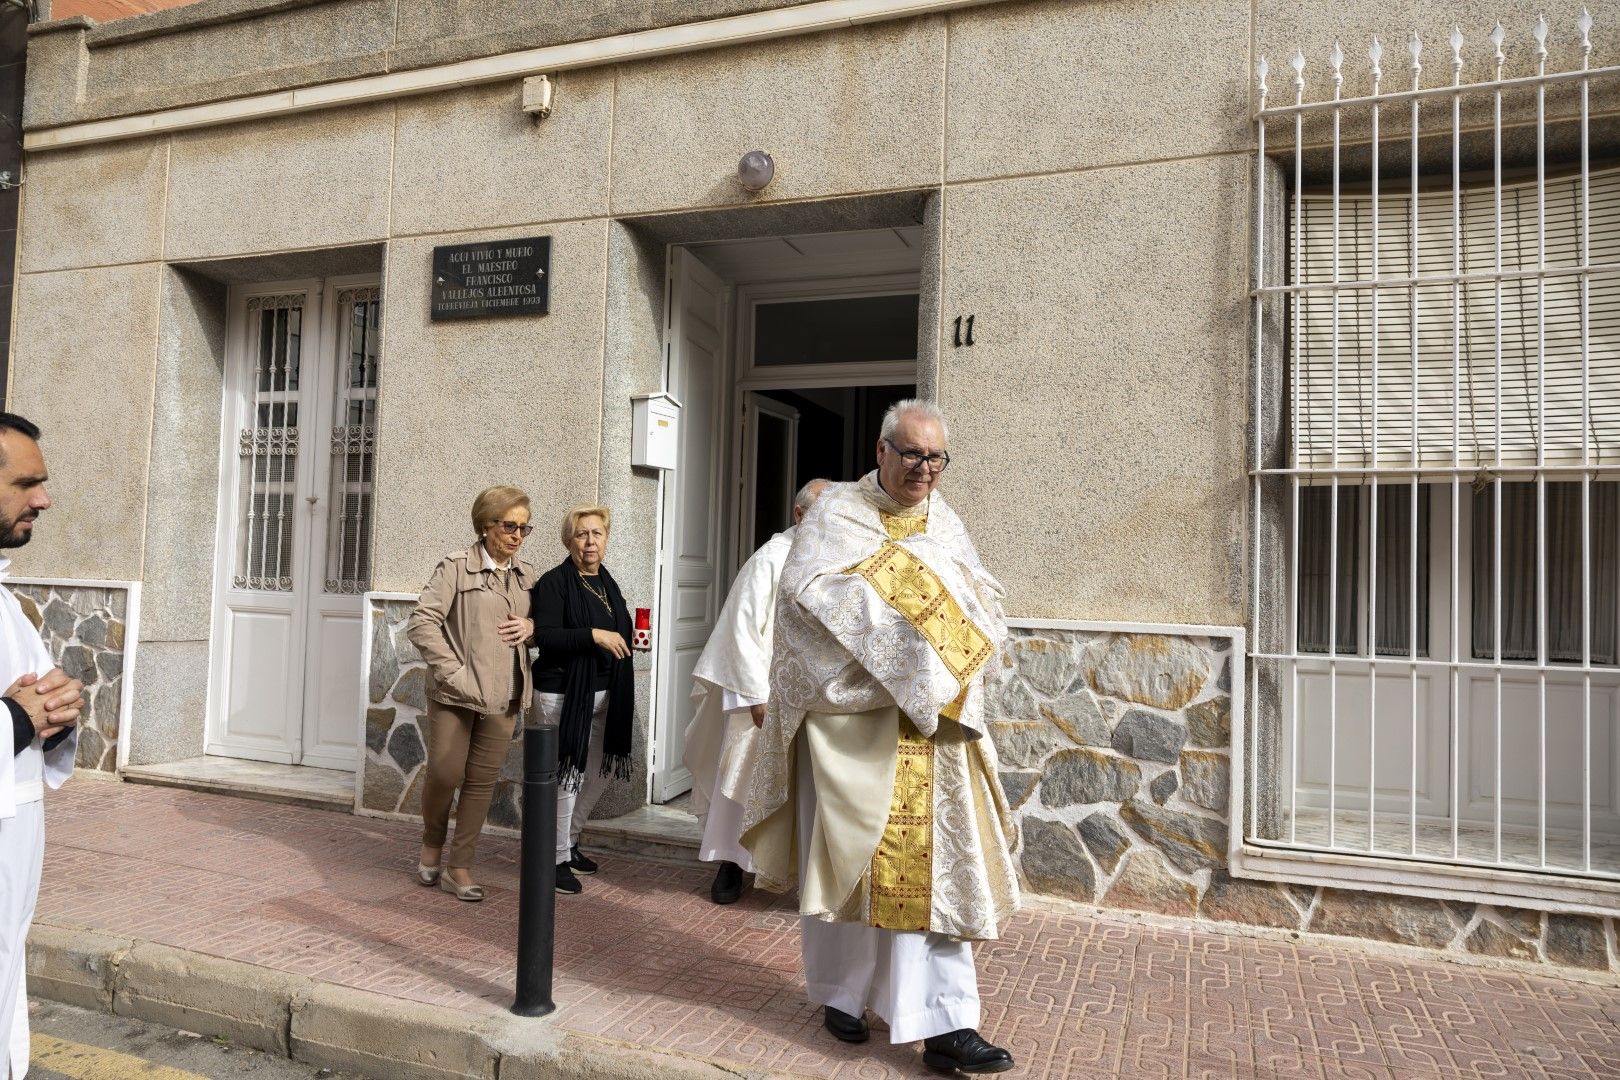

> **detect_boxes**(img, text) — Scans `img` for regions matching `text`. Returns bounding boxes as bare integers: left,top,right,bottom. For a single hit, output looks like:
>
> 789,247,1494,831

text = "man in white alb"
683,478,828,904
742,400,1017,1075
0,413,85,1080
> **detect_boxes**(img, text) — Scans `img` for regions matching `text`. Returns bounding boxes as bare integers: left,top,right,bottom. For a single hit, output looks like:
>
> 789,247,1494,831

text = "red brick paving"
34,780,1620,1079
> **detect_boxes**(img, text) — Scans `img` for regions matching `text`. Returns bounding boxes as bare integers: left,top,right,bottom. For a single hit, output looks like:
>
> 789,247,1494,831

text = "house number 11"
953,314,976,348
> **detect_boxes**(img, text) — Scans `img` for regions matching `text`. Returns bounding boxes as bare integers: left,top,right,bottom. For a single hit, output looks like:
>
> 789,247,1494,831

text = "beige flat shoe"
440,875,485,902
417,863,441,886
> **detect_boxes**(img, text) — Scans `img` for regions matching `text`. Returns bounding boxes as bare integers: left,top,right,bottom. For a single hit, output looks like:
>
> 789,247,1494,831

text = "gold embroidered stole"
850,510,997,929
870,714,933,930
847,512,994,720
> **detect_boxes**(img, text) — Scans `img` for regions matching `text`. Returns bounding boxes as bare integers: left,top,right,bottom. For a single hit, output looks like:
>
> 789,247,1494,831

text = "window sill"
1231,839,1620,916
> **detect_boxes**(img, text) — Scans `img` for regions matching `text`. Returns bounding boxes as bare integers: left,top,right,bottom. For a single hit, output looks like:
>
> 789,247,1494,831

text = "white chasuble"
741,474,1019,943
682,528,794,821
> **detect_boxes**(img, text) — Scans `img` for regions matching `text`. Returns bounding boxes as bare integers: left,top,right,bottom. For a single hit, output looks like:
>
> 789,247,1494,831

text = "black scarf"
551,558,635,790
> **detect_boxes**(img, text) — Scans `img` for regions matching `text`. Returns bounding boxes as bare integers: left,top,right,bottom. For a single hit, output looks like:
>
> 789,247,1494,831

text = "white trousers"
0,800,44,1080
794,734,979,1044
536,691,612,863
698,789,753,870
697,706,755,870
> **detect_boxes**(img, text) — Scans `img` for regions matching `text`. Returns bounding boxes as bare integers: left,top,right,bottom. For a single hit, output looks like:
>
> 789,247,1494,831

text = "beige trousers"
420,697,518,869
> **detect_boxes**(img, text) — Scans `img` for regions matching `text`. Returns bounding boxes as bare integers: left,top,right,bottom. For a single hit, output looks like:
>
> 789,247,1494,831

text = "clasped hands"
6,667,86,742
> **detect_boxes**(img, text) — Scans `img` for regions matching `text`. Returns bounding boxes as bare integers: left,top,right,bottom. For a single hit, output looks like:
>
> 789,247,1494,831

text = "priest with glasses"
742,400,1018,1075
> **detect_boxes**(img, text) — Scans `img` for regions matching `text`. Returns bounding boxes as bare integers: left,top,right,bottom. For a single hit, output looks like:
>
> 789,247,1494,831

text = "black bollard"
512,723,558,1017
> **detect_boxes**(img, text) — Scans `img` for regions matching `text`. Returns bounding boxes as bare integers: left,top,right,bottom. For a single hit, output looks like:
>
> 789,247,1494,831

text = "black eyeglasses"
493,521,535,537
884,438,951,473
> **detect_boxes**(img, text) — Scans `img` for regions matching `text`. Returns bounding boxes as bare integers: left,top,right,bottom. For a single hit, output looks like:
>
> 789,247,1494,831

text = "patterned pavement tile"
31,780,1620,1080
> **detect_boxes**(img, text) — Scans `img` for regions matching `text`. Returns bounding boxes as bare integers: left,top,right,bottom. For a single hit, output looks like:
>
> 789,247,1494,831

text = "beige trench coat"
405,542,537,715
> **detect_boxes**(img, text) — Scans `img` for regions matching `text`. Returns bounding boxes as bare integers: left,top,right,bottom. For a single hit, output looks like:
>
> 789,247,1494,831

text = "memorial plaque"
430,236,551,321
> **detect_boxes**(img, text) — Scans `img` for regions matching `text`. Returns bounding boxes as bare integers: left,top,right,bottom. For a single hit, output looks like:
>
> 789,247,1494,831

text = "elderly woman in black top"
531,504,634,894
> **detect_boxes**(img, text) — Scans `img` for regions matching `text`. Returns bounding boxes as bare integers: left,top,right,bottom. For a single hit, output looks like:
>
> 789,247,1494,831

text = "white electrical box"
630,393,682,470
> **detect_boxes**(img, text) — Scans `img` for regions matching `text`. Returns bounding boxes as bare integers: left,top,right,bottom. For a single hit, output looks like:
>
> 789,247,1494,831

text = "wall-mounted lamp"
736,150,775,193
522,75,554,121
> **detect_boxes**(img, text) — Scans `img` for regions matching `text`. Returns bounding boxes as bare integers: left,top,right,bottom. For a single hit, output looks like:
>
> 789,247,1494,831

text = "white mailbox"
630,393,681,470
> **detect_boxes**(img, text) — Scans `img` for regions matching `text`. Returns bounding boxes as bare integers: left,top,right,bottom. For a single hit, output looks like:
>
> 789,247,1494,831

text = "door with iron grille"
208,277,380,769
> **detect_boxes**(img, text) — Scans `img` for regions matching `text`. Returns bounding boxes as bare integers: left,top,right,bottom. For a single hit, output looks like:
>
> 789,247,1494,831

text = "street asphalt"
27,998,374,1080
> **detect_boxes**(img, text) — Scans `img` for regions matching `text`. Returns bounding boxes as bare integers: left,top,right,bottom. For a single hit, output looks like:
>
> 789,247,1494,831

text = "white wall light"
736,150,775,192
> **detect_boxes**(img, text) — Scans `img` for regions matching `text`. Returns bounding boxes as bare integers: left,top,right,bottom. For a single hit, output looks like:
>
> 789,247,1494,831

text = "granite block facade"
993,624,1620,974
11,580,131,773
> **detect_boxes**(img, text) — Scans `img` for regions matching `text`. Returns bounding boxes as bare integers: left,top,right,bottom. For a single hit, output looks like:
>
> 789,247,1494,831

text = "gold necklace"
579,572,613,614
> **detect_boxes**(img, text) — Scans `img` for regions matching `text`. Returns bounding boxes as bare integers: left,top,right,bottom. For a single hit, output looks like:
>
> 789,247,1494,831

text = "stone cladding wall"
992,625,1620,974
11,581,130,773
360,598,522,831
360,605,1617,973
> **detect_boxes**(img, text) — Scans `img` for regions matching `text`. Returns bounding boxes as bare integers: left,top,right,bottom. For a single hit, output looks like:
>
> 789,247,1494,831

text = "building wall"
14,0,1619,968
13,1,1273,624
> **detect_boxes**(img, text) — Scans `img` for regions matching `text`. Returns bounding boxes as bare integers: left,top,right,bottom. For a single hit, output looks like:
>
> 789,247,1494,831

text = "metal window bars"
235,294,304,592
325,287,379,595
1250,12,1620,885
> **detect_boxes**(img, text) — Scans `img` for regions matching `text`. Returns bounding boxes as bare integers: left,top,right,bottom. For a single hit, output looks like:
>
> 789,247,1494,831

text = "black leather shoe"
569,844,599,875
822,1006,869,1044
921,1029,1013,1074
555,862,582,894
710,861,745,904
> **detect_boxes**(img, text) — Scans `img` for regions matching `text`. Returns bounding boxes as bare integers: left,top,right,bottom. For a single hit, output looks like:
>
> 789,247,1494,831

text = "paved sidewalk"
32,779,1620,1080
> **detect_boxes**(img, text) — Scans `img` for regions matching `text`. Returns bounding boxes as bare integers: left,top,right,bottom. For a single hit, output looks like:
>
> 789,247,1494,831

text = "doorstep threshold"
581,802,702,867
121,756,355,813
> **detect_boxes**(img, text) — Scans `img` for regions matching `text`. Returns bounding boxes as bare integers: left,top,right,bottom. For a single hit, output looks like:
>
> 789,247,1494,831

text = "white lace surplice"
682,528,794,817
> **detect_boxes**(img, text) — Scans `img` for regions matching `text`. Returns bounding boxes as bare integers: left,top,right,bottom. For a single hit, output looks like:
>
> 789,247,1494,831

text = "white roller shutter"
1292,167,1620,471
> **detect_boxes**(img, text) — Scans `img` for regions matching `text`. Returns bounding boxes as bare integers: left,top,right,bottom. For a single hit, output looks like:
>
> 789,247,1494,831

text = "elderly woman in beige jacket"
406,485,537,901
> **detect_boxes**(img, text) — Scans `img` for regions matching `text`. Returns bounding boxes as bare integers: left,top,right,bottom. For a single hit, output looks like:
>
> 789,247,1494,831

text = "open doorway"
651,227,920,802
738,384,914,556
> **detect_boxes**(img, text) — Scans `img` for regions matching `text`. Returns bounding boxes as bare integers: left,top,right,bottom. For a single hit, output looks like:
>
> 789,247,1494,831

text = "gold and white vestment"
740,473,1019,943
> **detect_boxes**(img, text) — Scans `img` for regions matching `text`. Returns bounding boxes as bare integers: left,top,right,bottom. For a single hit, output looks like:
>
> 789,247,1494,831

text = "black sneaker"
569,844,599,875
710,861,745,905
555,861,582,894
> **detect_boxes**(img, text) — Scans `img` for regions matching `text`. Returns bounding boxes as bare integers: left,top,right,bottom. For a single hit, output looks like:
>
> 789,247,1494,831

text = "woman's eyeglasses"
494,521,535,537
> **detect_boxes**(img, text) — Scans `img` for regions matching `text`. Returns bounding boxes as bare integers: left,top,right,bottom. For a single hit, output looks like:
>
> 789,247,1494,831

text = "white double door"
207,277,380,771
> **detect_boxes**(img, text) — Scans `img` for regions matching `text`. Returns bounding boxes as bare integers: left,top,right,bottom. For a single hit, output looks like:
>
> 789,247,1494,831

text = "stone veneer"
992,625,1620,975
360,606,1618,974
11,581,130,773
360,598,523,832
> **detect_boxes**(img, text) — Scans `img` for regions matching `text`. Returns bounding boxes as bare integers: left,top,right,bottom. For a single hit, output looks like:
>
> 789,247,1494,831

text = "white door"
652,248,728,801
208,278,380,769
738,392,799,560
